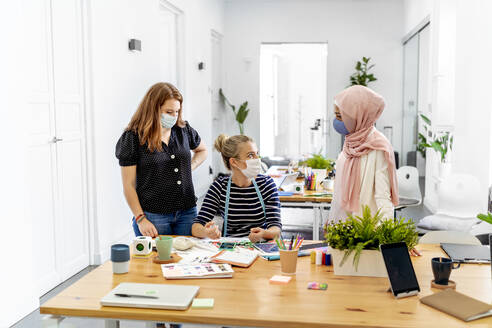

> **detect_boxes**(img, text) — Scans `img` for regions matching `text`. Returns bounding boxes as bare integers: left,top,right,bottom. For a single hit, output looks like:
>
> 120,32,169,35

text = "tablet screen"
380,242,420,296
218,242,236,250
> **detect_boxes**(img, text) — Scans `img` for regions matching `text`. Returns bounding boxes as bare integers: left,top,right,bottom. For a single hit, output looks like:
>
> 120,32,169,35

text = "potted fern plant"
324,206,418,277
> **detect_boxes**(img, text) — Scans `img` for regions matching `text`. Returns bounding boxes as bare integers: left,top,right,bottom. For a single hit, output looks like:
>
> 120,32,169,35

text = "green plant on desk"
299,153,334,171
477,212,492,224
324,205,418,270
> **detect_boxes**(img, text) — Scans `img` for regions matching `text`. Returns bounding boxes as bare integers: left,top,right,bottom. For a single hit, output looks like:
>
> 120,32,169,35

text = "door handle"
50,137,63,143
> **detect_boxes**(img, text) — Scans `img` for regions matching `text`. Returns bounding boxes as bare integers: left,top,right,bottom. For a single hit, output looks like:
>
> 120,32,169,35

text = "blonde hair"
127,82,186,152
214,134,253,170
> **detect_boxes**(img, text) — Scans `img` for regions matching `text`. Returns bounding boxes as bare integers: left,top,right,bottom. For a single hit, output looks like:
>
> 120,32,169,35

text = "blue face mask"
333,118,349,135
161,113,177,129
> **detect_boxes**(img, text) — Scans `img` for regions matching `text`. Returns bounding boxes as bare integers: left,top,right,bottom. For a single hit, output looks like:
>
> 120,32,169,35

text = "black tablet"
380,242,420,298
218,242,236,251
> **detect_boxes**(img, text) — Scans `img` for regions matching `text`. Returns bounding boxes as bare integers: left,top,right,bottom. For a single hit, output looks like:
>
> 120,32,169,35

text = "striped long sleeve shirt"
194,175,282,237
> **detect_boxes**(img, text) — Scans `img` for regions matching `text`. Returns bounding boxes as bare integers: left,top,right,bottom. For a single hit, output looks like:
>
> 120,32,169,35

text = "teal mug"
155,236,173,260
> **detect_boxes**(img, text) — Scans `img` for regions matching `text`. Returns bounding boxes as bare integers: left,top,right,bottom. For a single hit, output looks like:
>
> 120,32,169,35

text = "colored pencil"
275,238,281,250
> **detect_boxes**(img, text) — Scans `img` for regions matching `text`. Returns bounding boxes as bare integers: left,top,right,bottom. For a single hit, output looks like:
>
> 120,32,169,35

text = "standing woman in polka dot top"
116,82,208,237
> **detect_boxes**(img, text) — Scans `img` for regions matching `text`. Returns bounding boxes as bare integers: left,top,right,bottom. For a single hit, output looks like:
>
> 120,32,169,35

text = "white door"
25,0,89,296
25,0,60,296
211,31,224,175
159,8,178,85
51,0,89,281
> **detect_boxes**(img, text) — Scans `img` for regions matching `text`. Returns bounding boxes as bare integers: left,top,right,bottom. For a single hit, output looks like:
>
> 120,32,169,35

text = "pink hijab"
334,85,399,212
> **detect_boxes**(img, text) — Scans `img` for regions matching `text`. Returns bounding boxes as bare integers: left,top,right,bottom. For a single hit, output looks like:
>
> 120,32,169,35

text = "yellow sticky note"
192,298,214,309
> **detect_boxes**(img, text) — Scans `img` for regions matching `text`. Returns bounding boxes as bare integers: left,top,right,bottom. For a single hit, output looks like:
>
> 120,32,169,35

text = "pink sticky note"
270,275,292,284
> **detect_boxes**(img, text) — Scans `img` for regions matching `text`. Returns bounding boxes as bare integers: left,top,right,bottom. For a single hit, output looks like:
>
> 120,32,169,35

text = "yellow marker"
310,250,316,264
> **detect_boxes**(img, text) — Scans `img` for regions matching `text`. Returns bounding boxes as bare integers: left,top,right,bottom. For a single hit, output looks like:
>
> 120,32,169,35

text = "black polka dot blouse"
115,122,201,214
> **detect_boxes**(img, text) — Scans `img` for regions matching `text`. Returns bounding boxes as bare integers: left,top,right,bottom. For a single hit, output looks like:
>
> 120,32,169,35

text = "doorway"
25,0,90,296
260,43,328,160
159,0,184,91
402,24,430,176
211,30,225,176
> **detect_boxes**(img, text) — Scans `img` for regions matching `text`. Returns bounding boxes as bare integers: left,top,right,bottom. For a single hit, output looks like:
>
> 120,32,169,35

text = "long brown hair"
127,82,185,152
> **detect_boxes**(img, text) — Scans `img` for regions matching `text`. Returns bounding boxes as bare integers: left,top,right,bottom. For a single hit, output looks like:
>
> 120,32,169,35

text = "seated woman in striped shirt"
192,134,282,242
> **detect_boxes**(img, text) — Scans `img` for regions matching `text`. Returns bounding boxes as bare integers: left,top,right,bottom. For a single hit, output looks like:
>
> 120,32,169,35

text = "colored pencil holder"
280,249,299,275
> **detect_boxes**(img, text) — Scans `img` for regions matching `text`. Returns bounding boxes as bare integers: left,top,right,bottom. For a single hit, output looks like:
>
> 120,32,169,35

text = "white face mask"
161,113,177,129
240,158,262,179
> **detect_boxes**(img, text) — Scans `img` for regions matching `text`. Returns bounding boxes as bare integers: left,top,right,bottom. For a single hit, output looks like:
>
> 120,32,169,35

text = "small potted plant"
417,114,454,178
299,153,334,190
473,212,492,245
349,56,377,87
324,206,419,277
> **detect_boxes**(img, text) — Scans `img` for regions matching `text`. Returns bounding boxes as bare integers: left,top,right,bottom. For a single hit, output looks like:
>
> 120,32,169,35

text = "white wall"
223,0,404,159
405,0,492,212
453,0,492,211
404,0,433,34
0,2,39,326
87,0,224,263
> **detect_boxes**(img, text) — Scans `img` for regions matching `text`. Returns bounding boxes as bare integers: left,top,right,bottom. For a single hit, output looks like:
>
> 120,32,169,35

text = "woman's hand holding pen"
204,221,221,239
138,218,158,238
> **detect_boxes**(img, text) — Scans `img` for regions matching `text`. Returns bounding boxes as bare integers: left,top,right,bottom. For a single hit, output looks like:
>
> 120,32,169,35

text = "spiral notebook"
211,247,259,267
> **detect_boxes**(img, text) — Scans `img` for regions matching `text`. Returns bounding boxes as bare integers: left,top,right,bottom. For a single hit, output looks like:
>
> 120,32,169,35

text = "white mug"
321,178,334,191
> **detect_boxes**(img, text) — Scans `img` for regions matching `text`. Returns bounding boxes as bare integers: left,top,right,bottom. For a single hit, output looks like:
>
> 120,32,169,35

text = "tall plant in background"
349,57,377,86
417,114,431,158
219,89,249,135
417,114,453,162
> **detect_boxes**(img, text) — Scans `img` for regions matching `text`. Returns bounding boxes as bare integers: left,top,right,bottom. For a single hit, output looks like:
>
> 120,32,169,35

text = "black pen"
114,293,158,299
289,236,294,250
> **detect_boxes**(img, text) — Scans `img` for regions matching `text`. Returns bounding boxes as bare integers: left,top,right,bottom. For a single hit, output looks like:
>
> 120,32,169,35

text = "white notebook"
100,283,199,310
211,247,259,267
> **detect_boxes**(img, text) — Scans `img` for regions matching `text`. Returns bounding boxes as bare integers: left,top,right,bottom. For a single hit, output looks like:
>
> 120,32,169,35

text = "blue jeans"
132,207,197,236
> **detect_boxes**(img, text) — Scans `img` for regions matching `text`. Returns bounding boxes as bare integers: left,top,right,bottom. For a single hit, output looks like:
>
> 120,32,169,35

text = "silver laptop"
441,243,491,263
100,283,199,310
273,172,298,190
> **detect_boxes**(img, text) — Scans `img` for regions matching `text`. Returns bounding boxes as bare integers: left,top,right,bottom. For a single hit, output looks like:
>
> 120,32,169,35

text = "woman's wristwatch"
135,213,146,224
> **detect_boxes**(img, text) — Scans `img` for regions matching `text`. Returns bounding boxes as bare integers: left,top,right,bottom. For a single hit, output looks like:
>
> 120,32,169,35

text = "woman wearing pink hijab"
328,85,398,222
328,85,422,257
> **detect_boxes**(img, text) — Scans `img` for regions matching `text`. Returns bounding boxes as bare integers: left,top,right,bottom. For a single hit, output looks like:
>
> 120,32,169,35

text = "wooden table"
279,189,332,240
40,244,492,327
278,190,333,203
